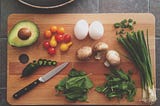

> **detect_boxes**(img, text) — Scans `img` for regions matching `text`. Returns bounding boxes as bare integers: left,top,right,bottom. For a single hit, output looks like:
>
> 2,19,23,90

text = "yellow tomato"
60,42,72,52
50,36,57,47
57,27,65,35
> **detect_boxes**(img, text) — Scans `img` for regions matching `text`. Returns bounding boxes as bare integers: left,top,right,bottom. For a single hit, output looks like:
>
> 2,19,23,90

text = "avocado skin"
8,20,40,47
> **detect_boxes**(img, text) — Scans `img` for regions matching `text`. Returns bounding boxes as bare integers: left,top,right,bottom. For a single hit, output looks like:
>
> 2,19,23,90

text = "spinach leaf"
78,94,87,102
68,68,86,77
55,68,93,102
64,87,87,101
84,77,93,89
66,76,86,89
55,77,68,91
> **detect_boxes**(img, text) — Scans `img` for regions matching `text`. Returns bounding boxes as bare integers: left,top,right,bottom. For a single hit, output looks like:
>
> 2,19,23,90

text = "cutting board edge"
7,13,155,23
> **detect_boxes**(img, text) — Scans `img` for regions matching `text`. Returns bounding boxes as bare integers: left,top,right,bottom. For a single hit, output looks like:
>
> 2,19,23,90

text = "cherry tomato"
43,41,50,49
63,34,71,43
57,27,65,35
50,26,57,33
50,36,57,47
48,47,56,55
55,34,64,43
44,30,52,38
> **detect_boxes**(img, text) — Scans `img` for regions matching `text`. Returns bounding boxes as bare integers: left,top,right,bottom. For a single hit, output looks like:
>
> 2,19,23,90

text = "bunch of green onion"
117,30,157,104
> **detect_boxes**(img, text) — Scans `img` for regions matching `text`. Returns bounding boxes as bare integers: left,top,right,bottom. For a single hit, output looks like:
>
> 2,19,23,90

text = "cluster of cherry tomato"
43,26,72,55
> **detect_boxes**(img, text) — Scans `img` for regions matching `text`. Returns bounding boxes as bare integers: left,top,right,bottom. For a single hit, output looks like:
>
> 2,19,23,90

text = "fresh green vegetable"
21,59,57,78
114,18,136,36
117,30,157,103
114,23,121,28
55,68,93,102
96,68,136,102
8,20,39,47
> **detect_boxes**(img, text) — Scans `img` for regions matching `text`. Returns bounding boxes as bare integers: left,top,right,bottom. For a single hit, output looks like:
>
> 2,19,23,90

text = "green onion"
114,19,136,36
117,30,157,104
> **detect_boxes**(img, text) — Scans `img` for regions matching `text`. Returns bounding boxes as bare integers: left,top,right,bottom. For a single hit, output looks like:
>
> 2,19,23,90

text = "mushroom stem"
94,42,109,60
95,52,102,60
104,60,110,67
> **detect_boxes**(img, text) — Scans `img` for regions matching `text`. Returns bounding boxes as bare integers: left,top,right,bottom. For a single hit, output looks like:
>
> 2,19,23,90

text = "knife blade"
13,62,69,99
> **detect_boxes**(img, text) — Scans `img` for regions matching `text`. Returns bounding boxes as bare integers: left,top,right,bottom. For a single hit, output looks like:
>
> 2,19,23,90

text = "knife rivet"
24,88,27,90
34,82,37,84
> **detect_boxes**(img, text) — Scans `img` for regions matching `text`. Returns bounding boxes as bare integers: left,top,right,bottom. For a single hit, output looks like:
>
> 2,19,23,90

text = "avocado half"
8,20,40,47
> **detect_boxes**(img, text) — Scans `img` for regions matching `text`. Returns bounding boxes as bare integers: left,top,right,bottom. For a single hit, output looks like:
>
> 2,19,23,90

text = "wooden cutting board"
7,14,156,105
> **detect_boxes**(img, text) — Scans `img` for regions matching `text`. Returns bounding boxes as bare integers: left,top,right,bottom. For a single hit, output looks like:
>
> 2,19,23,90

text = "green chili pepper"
21,59,57,78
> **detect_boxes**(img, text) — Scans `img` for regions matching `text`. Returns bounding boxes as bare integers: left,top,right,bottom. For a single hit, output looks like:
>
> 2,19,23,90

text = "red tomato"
43,41,50,49
44,30,52,38
48,47,56,55
57,27,65,35
63,34,71,43
55,34,64,43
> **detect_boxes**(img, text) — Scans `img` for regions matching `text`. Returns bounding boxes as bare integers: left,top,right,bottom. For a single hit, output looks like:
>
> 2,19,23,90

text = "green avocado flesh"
8,21,39,47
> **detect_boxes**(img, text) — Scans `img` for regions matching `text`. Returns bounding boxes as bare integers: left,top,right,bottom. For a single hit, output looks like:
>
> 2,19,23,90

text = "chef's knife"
13,62,69,99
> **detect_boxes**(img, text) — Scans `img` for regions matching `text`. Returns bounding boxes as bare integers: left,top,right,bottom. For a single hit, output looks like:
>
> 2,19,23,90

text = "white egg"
89,21,104,40
74,19,89,40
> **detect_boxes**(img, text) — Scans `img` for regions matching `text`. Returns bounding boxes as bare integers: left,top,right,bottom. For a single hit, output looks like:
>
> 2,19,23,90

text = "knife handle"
13,79,41,99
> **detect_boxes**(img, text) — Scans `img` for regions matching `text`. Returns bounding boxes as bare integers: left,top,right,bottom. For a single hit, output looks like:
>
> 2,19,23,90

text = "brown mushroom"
104,50,120,67
77,46,92,60
94,42,108,60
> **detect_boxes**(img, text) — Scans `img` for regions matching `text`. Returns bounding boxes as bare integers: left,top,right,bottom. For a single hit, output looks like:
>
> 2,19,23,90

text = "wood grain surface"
7,13,155,105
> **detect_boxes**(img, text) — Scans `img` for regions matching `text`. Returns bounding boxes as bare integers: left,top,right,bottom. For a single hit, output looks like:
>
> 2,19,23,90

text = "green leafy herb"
114,23,121,28
68,68,86,77
96,68,136,102
128,18,133,23
55,68,93,102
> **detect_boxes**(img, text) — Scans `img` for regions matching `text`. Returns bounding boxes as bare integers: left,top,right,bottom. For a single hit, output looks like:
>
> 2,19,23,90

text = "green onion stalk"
117,30,156,104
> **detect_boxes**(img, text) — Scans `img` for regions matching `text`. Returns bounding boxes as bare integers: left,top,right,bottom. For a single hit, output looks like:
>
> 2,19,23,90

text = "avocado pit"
18,28,31,40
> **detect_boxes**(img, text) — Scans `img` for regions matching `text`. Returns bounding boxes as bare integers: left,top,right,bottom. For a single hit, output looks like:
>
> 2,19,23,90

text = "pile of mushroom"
93,42,120,67
76,42,121,67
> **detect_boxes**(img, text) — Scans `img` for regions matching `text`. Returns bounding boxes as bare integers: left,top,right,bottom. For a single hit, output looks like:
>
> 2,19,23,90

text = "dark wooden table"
0,0,160,105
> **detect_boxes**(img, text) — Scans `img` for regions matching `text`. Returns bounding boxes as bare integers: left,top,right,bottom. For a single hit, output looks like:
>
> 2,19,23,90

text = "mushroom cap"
106,50,120,66
77,46,92,60
107,50,120,57
94,42,108,52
